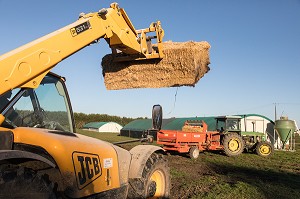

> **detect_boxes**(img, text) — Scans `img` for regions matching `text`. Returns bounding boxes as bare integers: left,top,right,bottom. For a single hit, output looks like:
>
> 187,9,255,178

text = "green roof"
238,114,274,123
162,117,217,131
121,119,153,131
83,122,109,129
122,117,218,131
121,114,274,131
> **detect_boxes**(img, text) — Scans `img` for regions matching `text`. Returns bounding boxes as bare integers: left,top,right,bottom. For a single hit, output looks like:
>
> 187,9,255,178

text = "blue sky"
1,0,300,126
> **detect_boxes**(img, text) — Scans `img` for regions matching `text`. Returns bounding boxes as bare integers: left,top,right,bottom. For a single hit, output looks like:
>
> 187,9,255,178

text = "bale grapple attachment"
106,3,164,62
111,21,165,62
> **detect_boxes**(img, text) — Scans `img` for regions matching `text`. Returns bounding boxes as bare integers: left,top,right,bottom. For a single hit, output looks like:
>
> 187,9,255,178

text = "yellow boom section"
0,2,164,95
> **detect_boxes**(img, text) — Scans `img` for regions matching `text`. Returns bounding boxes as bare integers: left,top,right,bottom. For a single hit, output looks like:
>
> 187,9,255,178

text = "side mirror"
152,104,162,130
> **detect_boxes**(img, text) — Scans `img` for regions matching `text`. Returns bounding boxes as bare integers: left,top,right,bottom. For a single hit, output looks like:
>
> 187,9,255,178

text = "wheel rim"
259,144,271,155
192,149,199,158
149,169,166,198
228,138,240,152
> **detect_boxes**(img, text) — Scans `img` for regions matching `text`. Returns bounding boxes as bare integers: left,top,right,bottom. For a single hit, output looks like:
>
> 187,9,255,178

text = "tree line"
74,112,147,129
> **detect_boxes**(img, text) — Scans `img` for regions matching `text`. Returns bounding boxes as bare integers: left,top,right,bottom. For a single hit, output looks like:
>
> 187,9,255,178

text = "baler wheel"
255,141,273,157
189,146,200,159
222,133,244,157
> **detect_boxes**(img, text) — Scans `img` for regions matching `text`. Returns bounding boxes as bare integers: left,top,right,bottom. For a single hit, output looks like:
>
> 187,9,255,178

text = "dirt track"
166,152,215,199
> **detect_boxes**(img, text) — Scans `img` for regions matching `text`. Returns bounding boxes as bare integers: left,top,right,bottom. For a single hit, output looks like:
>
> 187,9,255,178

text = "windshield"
0,74,74,132
216,118,241,132
226,119,240,131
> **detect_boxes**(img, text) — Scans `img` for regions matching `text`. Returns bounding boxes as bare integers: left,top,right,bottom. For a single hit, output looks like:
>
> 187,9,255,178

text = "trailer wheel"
189,146,200,159
0,164,56,199
222,133,244,157
128,153,170,199
256,141,273,157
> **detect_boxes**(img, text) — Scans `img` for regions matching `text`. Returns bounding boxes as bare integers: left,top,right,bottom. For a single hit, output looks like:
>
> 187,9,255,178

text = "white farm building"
83,122,123,133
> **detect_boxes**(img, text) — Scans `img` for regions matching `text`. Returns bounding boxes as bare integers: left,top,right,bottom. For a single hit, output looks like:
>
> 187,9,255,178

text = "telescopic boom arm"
0,2,164,95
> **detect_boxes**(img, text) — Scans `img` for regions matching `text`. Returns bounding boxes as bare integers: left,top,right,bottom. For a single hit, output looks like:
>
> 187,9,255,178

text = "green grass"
209,153,299,198
168,150,300,199
76,129,137,143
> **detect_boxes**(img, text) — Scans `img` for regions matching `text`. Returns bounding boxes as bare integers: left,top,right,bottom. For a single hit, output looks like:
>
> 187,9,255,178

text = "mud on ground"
165,150,300,199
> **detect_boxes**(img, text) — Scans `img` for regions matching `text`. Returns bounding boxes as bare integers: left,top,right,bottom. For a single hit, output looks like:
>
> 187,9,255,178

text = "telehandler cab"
0,3,170,198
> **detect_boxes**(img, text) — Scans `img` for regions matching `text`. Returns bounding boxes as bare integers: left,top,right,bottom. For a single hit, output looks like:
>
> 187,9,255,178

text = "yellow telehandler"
0,3,169,198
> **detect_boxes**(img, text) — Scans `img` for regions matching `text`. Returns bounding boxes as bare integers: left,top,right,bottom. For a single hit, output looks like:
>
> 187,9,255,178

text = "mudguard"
0,150,56,168
128,145,165,178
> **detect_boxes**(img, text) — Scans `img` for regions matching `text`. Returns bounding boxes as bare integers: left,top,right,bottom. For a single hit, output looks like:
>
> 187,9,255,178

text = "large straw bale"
101,41,210,90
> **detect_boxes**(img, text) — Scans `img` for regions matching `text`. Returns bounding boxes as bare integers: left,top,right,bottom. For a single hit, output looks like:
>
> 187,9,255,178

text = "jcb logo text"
72,152,102,189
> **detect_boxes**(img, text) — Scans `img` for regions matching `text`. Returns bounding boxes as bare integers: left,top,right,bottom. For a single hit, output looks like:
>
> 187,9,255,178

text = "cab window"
0,74,74,132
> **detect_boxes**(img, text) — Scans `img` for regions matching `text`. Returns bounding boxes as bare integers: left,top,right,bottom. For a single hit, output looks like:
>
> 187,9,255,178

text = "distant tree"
73,112,136,128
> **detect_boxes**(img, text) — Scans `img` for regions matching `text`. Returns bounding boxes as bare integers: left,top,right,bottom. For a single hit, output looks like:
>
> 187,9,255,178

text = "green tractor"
216,116,273,157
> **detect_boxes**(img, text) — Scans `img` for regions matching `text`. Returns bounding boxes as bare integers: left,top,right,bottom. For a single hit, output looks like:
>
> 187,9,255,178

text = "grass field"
77,130,300,199
76,129,137,143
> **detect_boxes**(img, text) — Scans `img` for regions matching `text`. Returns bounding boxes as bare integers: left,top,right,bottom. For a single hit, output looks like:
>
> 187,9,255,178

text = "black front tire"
255,141,274,157
0,164,56,199
222,133,244,157
128,153,170,199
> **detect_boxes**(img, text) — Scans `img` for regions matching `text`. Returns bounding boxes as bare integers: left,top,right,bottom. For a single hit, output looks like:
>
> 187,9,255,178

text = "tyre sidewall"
0,164,55,199
222,133,245,156
256,141,274,157
189,146,200,159
128,153,170,199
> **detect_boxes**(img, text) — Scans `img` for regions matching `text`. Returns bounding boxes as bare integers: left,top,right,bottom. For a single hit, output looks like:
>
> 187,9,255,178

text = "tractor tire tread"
0,164,56,199
127,153,170,199
222,133,244,157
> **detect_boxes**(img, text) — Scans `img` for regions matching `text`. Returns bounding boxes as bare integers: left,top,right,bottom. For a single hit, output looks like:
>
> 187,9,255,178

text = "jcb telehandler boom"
0,2,164,96
0,3,169,198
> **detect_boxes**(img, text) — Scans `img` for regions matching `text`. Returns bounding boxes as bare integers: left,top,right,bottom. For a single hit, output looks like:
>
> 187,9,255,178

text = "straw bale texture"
182,125,204,133
101,41,210,90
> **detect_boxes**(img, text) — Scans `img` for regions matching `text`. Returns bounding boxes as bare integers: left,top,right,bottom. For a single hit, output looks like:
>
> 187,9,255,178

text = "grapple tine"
112,21,165,62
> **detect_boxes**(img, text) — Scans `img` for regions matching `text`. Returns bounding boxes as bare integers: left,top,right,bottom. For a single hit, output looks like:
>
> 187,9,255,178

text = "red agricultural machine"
152,105,273,159
157,119,245,159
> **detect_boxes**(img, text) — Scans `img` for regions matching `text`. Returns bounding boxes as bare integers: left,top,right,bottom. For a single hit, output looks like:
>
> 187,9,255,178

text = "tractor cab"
215,116,242,134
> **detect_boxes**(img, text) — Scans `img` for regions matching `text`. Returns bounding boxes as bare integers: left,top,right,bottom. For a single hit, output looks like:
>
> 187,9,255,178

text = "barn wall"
99,122,122,133
240,116,282,148
241,116,269,133
120,129,144,138
84,128,98,132
120,129,158,140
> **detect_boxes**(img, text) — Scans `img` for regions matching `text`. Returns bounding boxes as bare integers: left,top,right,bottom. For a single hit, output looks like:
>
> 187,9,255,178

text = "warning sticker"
103,158,113,168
